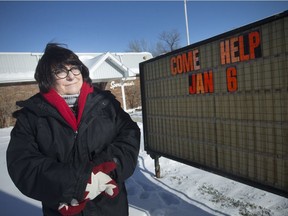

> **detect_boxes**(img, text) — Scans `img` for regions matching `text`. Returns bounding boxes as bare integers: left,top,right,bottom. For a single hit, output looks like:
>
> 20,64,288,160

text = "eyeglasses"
53,65,82,79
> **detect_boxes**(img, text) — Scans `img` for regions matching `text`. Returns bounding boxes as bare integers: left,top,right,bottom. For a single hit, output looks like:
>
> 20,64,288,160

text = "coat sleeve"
92,97,141,183
6,111,93,207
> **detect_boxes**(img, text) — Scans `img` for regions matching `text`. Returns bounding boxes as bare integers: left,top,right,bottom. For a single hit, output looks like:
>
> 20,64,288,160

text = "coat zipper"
74,130,78,139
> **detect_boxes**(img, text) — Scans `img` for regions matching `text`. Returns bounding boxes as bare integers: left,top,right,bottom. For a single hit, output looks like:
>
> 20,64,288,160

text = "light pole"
184,0,190,45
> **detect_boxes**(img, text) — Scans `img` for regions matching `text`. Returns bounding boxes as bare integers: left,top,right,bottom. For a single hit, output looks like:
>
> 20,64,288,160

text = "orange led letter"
196,73,205,94
189,74,196,94
226,67,238,92
239,35,249,61
176,55,183,74
204,71,214,93
220,40,230,65
182,52,194,72
230,37,240,63
193,49,200,70
249,31,261,59
170,57,177,75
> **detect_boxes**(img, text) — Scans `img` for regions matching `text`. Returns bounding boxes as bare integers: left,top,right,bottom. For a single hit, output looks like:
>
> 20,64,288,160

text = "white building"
0,52,152,111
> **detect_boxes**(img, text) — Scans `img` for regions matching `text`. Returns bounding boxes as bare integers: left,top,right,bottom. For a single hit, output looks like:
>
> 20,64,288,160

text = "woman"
6,43,140,215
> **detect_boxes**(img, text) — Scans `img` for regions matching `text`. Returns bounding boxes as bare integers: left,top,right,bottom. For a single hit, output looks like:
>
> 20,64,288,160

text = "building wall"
0,82,39,127
107,77,141,110
0,78,141,128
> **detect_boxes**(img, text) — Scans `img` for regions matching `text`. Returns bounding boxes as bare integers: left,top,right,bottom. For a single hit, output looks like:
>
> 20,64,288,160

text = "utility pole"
184,0,190,45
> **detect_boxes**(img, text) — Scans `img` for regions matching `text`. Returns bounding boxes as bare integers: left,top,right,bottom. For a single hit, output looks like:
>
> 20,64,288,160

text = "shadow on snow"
127,155,229,216
0,190,42,215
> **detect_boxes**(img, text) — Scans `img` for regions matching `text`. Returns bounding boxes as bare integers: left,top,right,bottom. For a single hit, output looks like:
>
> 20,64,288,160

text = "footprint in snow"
159,192,180,206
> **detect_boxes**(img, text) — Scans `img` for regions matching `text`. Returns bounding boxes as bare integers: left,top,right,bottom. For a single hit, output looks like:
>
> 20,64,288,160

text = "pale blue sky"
0,1,287,53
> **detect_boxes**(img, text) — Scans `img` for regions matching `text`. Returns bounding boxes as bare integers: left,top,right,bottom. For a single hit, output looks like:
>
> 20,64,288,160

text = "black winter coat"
6,87,140,216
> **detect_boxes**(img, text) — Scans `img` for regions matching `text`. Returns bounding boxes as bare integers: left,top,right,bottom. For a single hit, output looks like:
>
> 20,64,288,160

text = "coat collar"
41,82,93,131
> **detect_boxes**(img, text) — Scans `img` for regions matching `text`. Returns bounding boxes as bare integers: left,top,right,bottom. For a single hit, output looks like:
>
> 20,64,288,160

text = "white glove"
85,171,117,200
84,162,119,200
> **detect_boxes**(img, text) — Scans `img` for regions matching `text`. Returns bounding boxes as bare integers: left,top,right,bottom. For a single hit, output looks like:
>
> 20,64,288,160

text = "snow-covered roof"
0,52,153,83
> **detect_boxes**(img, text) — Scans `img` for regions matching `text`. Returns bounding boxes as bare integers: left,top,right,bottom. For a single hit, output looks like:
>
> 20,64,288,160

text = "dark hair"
34,43,92,93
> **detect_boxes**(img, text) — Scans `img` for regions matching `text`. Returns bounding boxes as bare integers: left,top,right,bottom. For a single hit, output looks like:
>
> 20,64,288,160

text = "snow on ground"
0,115,288,216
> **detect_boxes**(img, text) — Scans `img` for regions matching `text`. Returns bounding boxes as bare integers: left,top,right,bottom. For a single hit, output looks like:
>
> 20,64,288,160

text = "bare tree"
157,29,181,54
127,29,182,57
127,39,149,52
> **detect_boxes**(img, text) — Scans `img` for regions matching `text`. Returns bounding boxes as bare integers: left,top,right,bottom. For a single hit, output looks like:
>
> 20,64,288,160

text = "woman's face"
52,64,83,95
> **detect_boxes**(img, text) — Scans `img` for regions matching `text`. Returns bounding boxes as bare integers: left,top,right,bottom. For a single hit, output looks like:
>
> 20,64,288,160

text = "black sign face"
140,12,288,198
